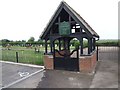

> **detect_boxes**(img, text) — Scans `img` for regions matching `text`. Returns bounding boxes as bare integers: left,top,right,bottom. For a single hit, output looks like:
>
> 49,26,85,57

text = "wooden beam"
80,27,82,33
50,39,53,53
55,21,76,25
69,15,71,23
75,28,79,32
49,32,89,40
58,16,60,24
69,15,72,33
70,33,89,38
58,39,61,50
45,40,48,54
53,40,55,59
63,38,66,49
80,38,83,55
93,38,95,50
88,38,92,54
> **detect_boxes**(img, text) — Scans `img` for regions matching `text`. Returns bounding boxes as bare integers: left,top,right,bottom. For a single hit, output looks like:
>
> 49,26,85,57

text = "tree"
27,37,35,43
37,38,44,45
74,41,80,49
1,39,10,46
38,38,42,42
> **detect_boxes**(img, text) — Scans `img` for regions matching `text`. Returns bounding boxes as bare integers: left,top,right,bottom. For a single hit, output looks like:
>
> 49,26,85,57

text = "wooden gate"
53,49,79,71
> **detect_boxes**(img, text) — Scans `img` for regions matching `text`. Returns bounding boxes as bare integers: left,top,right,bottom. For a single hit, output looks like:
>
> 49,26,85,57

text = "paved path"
90,60,118,88
37,70,94,88
90,47,118,88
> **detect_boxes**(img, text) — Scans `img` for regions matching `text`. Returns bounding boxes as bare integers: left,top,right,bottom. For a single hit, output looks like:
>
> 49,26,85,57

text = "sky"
0,0,119,41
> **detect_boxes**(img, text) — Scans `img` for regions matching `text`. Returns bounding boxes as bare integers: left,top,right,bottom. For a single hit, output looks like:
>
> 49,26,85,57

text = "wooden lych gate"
40,1,99,72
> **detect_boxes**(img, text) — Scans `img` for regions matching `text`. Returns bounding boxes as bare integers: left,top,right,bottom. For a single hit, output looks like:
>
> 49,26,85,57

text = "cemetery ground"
2,45,75,65
2,46,44,65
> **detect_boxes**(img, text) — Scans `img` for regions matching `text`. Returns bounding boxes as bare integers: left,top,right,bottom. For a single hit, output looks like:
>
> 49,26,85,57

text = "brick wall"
44,55,53,70
44,51,97,73
79,51,97,73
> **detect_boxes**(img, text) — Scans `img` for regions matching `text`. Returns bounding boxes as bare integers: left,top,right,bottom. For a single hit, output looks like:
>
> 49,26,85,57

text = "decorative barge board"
40,1,99,72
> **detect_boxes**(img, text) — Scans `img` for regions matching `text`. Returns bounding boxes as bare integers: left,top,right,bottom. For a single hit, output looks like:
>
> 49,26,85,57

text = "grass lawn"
2,46,44,65
1,45,76,65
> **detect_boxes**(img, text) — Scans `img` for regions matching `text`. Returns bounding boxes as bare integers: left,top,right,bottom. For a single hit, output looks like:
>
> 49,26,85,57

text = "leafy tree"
74,41,80,49
37,38,44,45
1,39,10,46
27,37,35,43
22,40,26,42
38,38,42,42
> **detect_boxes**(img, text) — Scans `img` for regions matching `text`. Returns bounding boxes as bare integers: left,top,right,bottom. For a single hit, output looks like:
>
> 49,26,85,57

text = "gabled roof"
40,1,99,39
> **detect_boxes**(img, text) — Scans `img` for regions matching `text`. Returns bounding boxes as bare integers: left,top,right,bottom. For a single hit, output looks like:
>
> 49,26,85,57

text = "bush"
74,41,80,49
83,41,88,48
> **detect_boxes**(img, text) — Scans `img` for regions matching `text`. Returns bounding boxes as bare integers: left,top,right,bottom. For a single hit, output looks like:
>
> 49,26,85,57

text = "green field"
96,39,118,46
2,46,44,65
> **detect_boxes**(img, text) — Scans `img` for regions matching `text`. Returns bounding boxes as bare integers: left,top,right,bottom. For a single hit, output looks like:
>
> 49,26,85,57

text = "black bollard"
16,52,18,63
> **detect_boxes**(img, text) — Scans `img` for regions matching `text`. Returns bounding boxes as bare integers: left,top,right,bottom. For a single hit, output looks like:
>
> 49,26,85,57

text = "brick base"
44,55,53,70
43,51,97,73
79,51,97,73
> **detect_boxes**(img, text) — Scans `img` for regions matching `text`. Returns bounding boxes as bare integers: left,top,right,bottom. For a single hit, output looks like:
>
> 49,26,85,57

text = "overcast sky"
0,0,119,41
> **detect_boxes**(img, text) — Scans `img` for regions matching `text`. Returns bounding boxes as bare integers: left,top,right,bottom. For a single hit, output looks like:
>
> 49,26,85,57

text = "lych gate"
40,1,99,72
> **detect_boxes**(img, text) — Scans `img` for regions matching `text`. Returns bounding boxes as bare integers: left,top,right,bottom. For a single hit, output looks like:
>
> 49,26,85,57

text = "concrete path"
90,47,118,88
90,60,118,88
37,70,94,88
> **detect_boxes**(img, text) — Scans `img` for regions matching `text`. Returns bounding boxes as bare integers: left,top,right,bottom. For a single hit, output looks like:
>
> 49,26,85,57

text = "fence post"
16,52,18,63
96,45,98,61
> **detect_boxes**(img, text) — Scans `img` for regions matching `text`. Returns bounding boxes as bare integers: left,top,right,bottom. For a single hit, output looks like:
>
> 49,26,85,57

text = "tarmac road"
1,61,44,88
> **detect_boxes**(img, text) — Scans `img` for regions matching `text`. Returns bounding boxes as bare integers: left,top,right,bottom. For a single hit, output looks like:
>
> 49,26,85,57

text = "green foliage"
73,39,118,49
119,39,120,46
74,41,80,49
96,39,118,46
1,39,10,46
83,41,88,48
1,39,27,46
27,37,35,43
1,38,118,48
